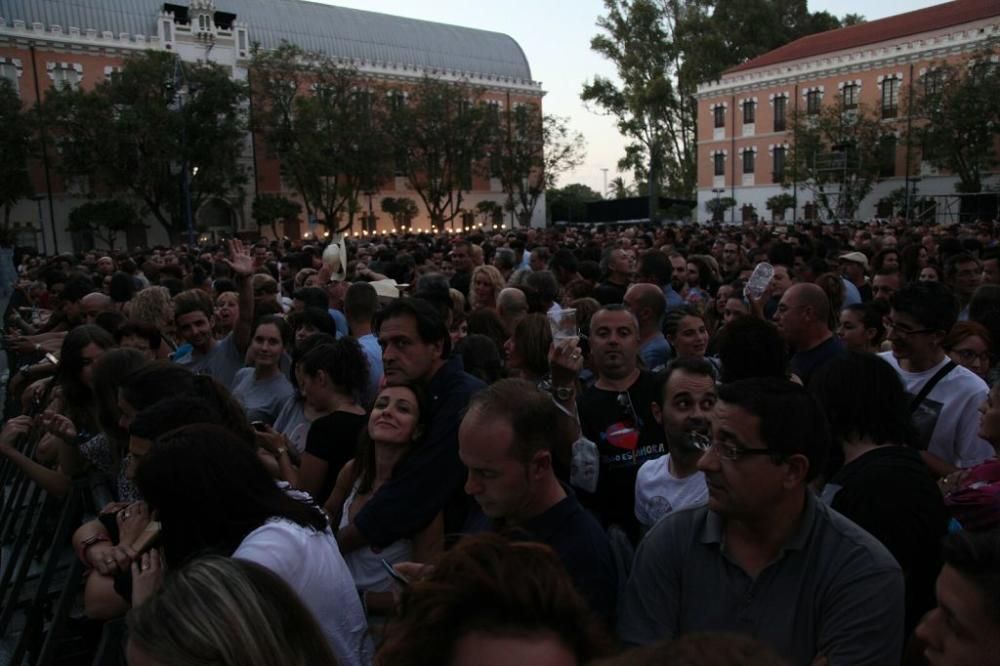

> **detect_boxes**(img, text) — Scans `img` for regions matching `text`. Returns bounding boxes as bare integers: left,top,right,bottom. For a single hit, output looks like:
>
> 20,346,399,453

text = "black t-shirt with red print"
577,370,665,543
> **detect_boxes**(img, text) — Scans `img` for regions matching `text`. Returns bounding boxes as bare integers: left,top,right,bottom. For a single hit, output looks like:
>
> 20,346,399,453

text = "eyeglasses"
706,438,783,462
951,348,993,365
883,318,934,338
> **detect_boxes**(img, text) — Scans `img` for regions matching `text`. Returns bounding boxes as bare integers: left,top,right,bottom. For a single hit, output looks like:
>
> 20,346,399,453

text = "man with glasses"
619,378,904,665
879,281,993,477
773,283,844,385
944,253,982,321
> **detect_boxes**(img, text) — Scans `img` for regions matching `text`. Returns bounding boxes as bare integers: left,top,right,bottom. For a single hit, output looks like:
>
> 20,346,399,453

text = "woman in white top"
133,423,372,666
325,383,443,616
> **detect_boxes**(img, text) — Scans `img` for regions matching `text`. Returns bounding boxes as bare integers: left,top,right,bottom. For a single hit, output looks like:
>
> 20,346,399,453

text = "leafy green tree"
252,194,302,239
906,49,1000,194
251,43,391,234
43,50,248,242
706,195,736,221
609,176,634,199
380,197,419,231
784,103,889,220
0,78,33,234
583,0,689,220
547,183,603,223
389,77,493,229
67,199,138,249
766,193,796,220
494,106,586,227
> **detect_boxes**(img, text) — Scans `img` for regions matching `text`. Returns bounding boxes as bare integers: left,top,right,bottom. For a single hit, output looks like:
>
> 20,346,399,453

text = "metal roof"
0,0,534,81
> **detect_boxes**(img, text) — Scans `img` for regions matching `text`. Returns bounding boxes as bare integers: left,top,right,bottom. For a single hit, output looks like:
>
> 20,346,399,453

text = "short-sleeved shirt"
464,489,618,620
230,367,296,426
790,335,845,386
272,396,311,454
358,333,384,407
577,371,666,540
304,411,367,503
633,454,708,528
638,334,672,373
174,332,245,388
878,352,993,467
618,493,904,665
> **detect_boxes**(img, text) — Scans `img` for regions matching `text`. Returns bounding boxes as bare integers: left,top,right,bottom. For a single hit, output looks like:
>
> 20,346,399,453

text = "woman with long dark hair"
263,338,368,505
324,383,442,617
135,424,371,666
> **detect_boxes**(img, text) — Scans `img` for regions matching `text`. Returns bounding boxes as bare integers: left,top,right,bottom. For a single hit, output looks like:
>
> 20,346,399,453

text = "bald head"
774,283,831,346
788,283,831,324
624,282,666,331
497,287,529,336
80,292,112,325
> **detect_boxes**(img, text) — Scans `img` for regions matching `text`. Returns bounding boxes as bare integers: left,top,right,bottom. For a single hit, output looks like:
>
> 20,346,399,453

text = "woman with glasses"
943,321,993,382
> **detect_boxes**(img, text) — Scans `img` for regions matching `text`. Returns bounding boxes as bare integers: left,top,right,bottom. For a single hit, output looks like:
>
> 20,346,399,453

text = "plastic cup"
548,308,578,341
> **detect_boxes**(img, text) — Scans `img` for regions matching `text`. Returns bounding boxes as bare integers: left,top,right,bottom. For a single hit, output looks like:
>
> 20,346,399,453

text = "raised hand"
225,239,254,278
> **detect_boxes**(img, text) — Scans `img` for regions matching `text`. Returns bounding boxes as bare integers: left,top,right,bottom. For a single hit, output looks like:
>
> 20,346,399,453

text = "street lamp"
172,56,196,247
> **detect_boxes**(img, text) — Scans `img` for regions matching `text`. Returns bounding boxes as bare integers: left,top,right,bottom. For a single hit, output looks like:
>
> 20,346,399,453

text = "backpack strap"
910,360,957,413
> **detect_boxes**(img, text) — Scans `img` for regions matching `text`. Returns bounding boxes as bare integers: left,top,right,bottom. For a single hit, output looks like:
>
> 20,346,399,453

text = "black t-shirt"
824,445,949,634
305,411,367,504
577,371,665,542
593,280,628,306
464,489,618,621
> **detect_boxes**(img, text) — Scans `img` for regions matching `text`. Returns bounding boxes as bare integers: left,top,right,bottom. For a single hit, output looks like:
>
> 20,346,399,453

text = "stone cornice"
695,18,999,100
0,16,544,98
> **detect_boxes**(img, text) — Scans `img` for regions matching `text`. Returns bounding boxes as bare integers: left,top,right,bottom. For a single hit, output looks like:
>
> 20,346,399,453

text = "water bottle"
745,262,775,300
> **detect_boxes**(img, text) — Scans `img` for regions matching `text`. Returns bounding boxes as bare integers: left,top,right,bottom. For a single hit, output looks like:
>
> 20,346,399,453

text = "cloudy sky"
318,0,946,193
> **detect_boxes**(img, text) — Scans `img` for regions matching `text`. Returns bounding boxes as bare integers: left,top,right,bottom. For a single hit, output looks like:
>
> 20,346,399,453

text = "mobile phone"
131,521,162,553
381,558,410,587
251,421,268,432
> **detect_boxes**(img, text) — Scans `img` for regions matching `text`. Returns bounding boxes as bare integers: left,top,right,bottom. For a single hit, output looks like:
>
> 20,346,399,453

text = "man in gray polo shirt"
619,378,904,665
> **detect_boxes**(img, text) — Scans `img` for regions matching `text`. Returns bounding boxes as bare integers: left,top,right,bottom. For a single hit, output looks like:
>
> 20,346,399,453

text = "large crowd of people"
2,218,1000,665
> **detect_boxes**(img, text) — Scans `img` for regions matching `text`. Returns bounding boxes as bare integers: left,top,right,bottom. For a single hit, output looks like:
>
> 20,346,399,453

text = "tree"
906,48,1000,195
547,183,603,223
67,199,138,249
475,200,501,228
494,107,586,227
251,43,392,234
0,78,33,235
766,193,796,220
706,195,736,221
389,77,494,229
380,197,419,231
252,194,302,239
583,0,690,221
609,176,634,199
43,51,248,242
784,103,890,220
583,0,865,212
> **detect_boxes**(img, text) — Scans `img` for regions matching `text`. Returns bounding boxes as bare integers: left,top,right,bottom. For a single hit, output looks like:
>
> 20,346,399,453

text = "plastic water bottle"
745,262,775,300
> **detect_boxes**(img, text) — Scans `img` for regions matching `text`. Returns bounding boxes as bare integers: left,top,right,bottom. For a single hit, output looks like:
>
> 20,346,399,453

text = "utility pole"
601,168,609,198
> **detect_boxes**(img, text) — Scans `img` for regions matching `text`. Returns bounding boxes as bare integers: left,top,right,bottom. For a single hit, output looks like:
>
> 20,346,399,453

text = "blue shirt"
639,334,672,372
358,333,384,406
327,308,349,338
663,285,685,311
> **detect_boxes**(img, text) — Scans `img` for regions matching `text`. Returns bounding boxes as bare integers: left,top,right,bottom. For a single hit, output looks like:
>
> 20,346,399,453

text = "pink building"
694,0,1000,224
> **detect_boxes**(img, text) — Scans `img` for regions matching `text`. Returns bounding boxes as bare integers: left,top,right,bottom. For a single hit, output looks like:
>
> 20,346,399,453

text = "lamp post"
173,56,196,247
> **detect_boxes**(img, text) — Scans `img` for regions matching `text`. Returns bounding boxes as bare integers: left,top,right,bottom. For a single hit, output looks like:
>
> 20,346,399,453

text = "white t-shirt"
633,453,709,528
879,352,994,468
234,518,373,666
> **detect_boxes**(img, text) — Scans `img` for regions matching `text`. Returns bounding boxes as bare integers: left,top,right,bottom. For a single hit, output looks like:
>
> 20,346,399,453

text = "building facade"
694,0,1000,225
0,0,544,252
